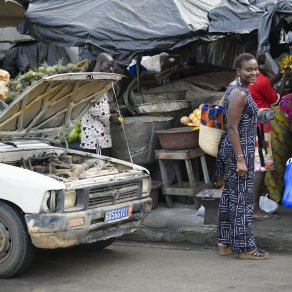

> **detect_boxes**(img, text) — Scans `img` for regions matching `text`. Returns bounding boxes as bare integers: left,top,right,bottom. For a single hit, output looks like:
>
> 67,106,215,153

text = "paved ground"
2,242,292,291
122,203,292,253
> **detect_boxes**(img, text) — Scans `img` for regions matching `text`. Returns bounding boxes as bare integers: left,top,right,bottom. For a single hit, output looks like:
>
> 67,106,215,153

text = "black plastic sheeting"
208,0,292,55
18,0,221,65
2,41,70,77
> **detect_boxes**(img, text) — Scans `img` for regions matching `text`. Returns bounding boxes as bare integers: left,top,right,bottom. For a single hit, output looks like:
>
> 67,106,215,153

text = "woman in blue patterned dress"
216,53,269,259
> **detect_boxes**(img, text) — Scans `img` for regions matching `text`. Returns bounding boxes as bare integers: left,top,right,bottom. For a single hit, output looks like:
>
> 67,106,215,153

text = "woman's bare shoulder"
229,87,247,106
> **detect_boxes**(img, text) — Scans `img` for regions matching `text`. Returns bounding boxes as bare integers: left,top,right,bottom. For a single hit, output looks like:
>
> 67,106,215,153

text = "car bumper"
25,197,152,249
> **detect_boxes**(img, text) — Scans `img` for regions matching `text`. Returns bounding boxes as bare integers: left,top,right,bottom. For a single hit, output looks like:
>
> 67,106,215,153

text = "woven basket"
199,124,223,157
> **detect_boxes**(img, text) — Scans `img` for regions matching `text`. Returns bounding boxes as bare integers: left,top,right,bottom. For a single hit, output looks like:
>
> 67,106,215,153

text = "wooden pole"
136,53,142,93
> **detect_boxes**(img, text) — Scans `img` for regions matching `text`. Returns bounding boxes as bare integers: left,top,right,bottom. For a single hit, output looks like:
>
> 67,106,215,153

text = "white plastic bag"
196,205,205,217
259,194,278,214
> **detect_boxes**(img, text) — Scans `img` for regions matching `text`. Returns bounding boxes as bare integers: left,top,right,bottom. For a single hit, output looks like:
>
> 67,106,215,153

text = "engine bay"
16,152,119,182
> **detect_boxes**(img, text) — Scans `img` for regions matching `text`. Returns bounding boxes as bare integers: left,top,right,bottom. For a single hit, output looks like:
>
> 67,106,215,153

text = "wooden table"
155,148,210,208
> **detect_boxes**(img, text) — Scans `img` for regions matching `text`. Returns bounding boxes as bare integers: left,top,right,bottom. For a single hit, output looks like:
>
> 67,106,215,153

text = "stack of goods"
278,55,292,74
179,107,202,129
67,121,82,143
5,60,88,104
5,60,89,144
0,69,10,101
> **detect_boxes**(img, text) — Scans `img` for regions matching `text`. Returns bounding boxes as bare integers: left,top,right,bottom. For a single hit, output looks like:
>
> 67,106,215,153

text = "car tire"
0,201,35,279
78,238,116,250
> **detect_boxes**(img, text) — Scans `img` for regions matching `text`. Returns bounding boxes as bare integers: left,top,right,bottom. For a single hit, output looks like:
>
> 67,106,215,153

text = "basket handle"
218,96,224,106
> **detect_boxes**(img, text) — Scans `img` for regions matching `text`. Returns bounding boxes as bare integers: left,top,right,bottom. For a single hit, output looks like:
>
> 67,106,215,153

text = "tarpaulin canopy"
2,41,71,77
19,0,221,65
208,0,292,55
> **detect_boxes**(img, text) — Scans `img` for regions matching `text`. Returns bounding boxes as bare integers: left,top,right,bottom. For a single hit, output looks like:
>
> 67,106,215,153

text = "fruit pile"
5,60,89,143
180,107,202,129
6,60,88,104
67,121,82,143
0,69,10,101
279,55,292,74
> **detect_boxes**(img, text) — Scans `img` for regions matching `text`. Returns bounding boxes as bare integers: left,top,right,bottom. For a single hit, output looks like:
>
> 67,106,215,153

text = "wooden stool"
155,148,210,208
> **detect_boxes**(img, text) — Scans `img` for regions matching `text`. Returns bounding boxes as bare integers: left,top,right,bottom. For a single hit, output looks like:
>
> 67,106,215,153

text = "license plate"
104,205,133,223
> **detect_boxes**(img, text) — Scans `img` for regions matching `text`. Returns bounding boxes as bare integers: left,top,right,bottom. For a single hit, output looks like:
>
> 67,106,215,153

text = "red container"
156,127,199,150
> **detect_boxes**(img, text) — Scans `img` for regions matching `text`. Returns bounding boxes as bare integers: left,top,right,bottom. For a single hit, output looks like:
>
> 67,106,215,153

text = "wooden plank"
158,160,169,186
158,159,173,207
174,161,183,187
185,158,196,188
196,188,223,199
162,187,195,196
193,157,201,182
200,155,211,184
165,195,173,208
155,148,204,160
163,182,207,196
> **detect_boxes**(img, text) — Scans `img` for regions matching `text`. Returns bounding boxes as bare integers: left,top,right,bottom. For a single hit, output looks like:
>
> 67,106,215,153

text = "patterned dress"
217,81,258,254
265,105,292,202
81,94,112,151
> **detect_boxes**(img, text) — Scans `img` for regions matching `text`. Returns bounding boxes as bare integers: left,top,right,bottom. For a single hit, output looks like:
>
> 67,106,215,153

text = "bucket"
150,180,161,210
111,116,174,165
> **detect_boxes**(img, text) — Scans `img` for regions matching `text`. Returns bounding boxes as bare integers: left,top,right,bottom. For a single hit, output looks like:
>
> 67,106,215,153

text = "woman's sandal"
253,212,280,221
218,243,232,256
238,248,269,260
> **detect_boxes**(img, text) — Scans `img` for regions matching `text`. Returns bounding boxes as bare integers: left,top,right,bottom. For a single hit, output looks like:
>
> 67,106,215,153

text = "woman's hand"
109,105,118,114
257,108,275,123
236,158,248,177
283,68,292,78
258,107,271,114
110,113,120,124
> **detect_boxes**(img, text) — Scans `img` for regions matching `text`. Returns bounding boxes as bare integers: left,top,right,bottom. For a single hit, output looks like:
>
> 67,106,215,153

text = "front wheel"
0,202,35,279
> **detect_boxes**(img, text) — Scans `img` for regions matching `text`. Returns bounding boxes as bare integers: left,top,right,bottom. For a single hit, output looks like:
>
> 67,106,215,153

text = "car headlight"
40,190,57,213
64,190,77,209
142,177,151,197
40,190,77,213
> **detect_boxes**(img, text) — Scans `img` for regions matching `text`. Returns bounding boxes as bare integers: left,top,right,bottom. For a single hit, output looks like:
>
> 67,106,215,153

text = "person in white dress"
80,53,115,156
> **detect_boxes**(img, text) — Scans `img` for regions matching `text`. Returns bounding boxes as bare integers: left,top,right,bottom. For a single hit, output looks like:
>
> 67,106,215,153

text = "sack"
259,194,278,214
199,104,224,157
282,158,292,208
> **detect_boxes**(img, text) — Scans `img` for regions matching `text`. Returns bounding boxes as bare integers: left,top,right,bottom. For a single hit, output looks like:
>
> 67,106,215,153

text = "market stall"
3,0,248,209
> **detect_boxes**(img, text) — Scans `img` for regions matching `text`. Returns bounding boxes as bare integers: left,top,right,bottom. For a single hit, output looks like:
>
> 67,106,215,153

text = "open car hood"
0,72,122,143
0,0,28,27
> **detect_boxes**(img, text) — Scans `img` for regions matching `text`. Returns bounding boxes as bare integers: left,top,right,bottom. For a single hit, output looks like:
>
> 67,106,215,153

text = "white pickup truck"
0,73,152,278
